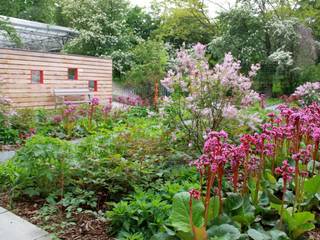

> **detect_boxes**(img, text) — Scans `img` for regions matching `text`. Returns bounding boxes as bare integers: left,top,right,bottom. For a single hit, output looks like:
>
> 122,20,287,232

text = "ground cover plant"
0,96,319,239
106,103,320,240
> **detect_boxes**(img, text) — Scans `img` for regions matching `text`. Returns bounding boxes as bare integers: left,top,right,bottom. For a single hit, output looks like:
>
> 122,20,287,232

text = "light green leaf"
170,192,205,233
304,175,320,200
247,229,271,240
207,196,220,222
207,224,241,239
224,193,243,212
268,230,289,240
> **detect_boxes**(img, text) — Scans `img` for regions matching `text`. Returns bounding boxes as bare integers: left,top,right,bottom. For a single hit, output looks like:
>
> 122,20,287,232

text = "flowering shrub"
161,43,260,151
292,81,320,106
170,103,320,239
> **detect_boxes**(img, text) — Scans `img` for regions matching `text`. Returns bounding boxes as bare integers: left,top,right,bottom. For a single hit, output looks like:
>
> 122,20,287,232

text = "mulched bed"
1,192,319,239
0,193,113,240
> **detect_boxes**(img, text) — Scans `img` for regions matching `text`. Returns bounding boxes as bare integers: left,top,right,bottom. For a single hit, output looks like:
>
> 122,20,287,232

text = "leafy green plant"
106,190,171,239
0,135,75,199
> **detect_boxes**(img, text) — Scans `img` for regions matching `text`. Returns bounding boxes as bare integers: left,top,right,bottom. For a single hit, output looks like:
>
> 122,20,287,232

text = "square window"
31,70,44,84
88,80,98,92
68,68,78,80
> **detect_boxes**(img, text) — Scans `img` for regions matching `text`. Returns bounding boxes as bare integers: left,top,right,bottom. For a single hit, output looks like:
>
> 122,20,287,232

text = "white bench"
53,88,94,108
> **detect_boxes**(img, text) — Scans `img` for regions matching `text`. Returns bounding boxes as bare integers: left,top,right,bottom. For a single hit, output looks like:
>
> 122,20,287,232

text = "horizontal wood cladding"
0,48,112,108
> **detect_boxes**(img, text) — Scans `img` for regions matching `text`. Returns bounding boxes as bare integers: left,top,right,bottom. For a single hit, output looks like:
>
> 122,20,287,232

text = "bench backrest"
53,88,93,96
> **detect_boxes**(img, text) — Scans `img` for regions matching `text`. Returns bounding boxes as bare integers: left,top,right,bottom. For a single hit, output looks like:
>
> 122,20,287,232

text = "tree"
126,40,168,106
0,17,22,47
0,0,56,23
209,8,267,70
126,6,159,40
152,0,215,47
61,0,139,80
294,0,320,40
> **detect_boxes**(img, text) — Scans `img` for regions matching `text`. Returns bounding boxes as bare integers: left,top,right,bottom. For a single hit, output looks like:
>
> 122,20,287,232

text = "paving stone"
0,209,50,240
34,234,52,240
0,151,15,163
0,207,8,214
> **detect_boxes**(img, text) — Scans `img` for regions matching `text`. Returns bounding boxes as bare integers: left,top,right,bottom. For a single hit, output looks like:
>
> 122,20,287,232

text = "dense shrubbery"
0,98,319,239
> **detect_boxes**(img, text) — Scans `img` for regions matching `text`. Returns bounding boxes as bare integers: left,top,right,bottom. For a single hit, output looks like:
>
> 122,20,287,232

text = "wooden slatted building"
0,48,112,108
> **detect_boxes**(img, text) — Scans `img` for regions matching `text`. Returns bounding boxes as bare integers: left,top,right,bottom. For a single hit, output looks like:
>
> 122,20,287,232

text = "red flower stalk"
189,189,201,239
275,160,294,227
229,145,246,192
88,97,99,130
311,128,320,174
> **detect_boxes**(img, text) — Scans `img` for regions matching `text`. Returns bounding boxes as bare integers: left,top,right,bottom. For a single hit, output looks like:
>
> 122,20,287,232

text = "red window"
88,80,98,92
31,70,44,84
68,68,78,80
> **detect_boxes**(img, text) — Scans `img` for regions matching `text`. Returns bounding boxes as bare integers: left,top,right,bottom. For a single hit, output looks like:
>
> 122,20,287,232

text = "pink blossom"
90,97,100,106
222,104,238,119
193,43,206,59
275,160,295,182
189,189,201,200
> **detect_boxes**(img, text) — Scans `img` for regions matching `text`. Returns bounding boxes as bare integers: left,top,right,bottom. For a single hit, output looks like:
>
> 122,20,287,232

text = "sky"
129,0,236,17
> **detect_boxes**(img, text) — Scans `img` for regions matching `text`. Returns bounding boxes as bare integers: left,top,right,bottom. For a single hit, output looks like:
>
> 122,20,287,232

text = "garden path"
0,207,51,240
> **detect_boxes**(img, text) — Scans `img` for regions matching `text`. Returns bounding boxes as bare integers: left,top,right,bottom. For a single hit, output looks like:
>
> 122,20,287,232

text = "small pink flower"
189,189,201,200
90,97,100,106
275,160,295,182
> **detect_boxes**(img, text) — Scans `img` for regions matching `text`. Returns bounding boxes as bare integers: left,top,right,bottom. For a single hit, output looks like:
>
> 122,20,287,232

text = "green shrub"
0,135,76,199
74,117,178,201
297,64,320,85
106,190,171,239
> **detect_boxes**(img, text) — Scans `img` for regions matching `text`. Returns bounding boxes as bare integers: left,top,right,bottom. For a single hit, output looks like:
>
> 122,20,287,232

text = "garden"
1,0,320,240
1,43,320,240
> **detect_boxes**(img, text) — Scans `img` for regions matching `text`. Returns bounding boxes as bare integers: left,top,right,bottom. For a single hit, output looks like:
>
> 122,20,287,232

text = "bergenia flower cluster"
161,43,260,150
189,102,320,217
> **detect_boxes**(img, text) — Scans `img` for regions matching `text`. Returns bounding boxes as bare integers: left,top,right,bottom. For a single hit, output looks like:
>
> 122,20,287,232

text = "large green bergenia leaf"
304,175,320,200
224,193,243,212
207,224,241,239
207,196,220,222
247,229,271,240
283,211,315,239
170,192,205,233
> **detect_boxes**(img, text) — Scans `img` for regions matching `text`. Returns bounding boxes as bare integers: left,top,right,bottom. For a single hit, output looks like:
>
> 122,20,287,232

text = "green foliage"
0,0,56,23
207,224,241,240
0,17,22,47
126,40,168,103
208,8,266,70
296,64,320,85
0,135,75,199
61,0,159,80
170,192,205,233
154,4,214,47
283,211,315,239
106,190,171,239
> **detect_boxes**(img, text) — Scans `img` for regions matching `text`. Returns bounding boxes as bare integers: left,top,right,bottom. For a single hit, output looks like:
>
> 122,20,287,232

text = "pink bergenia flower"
90,97,100,106
275,160,295,182
189,189,201,200
53,115,63,124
